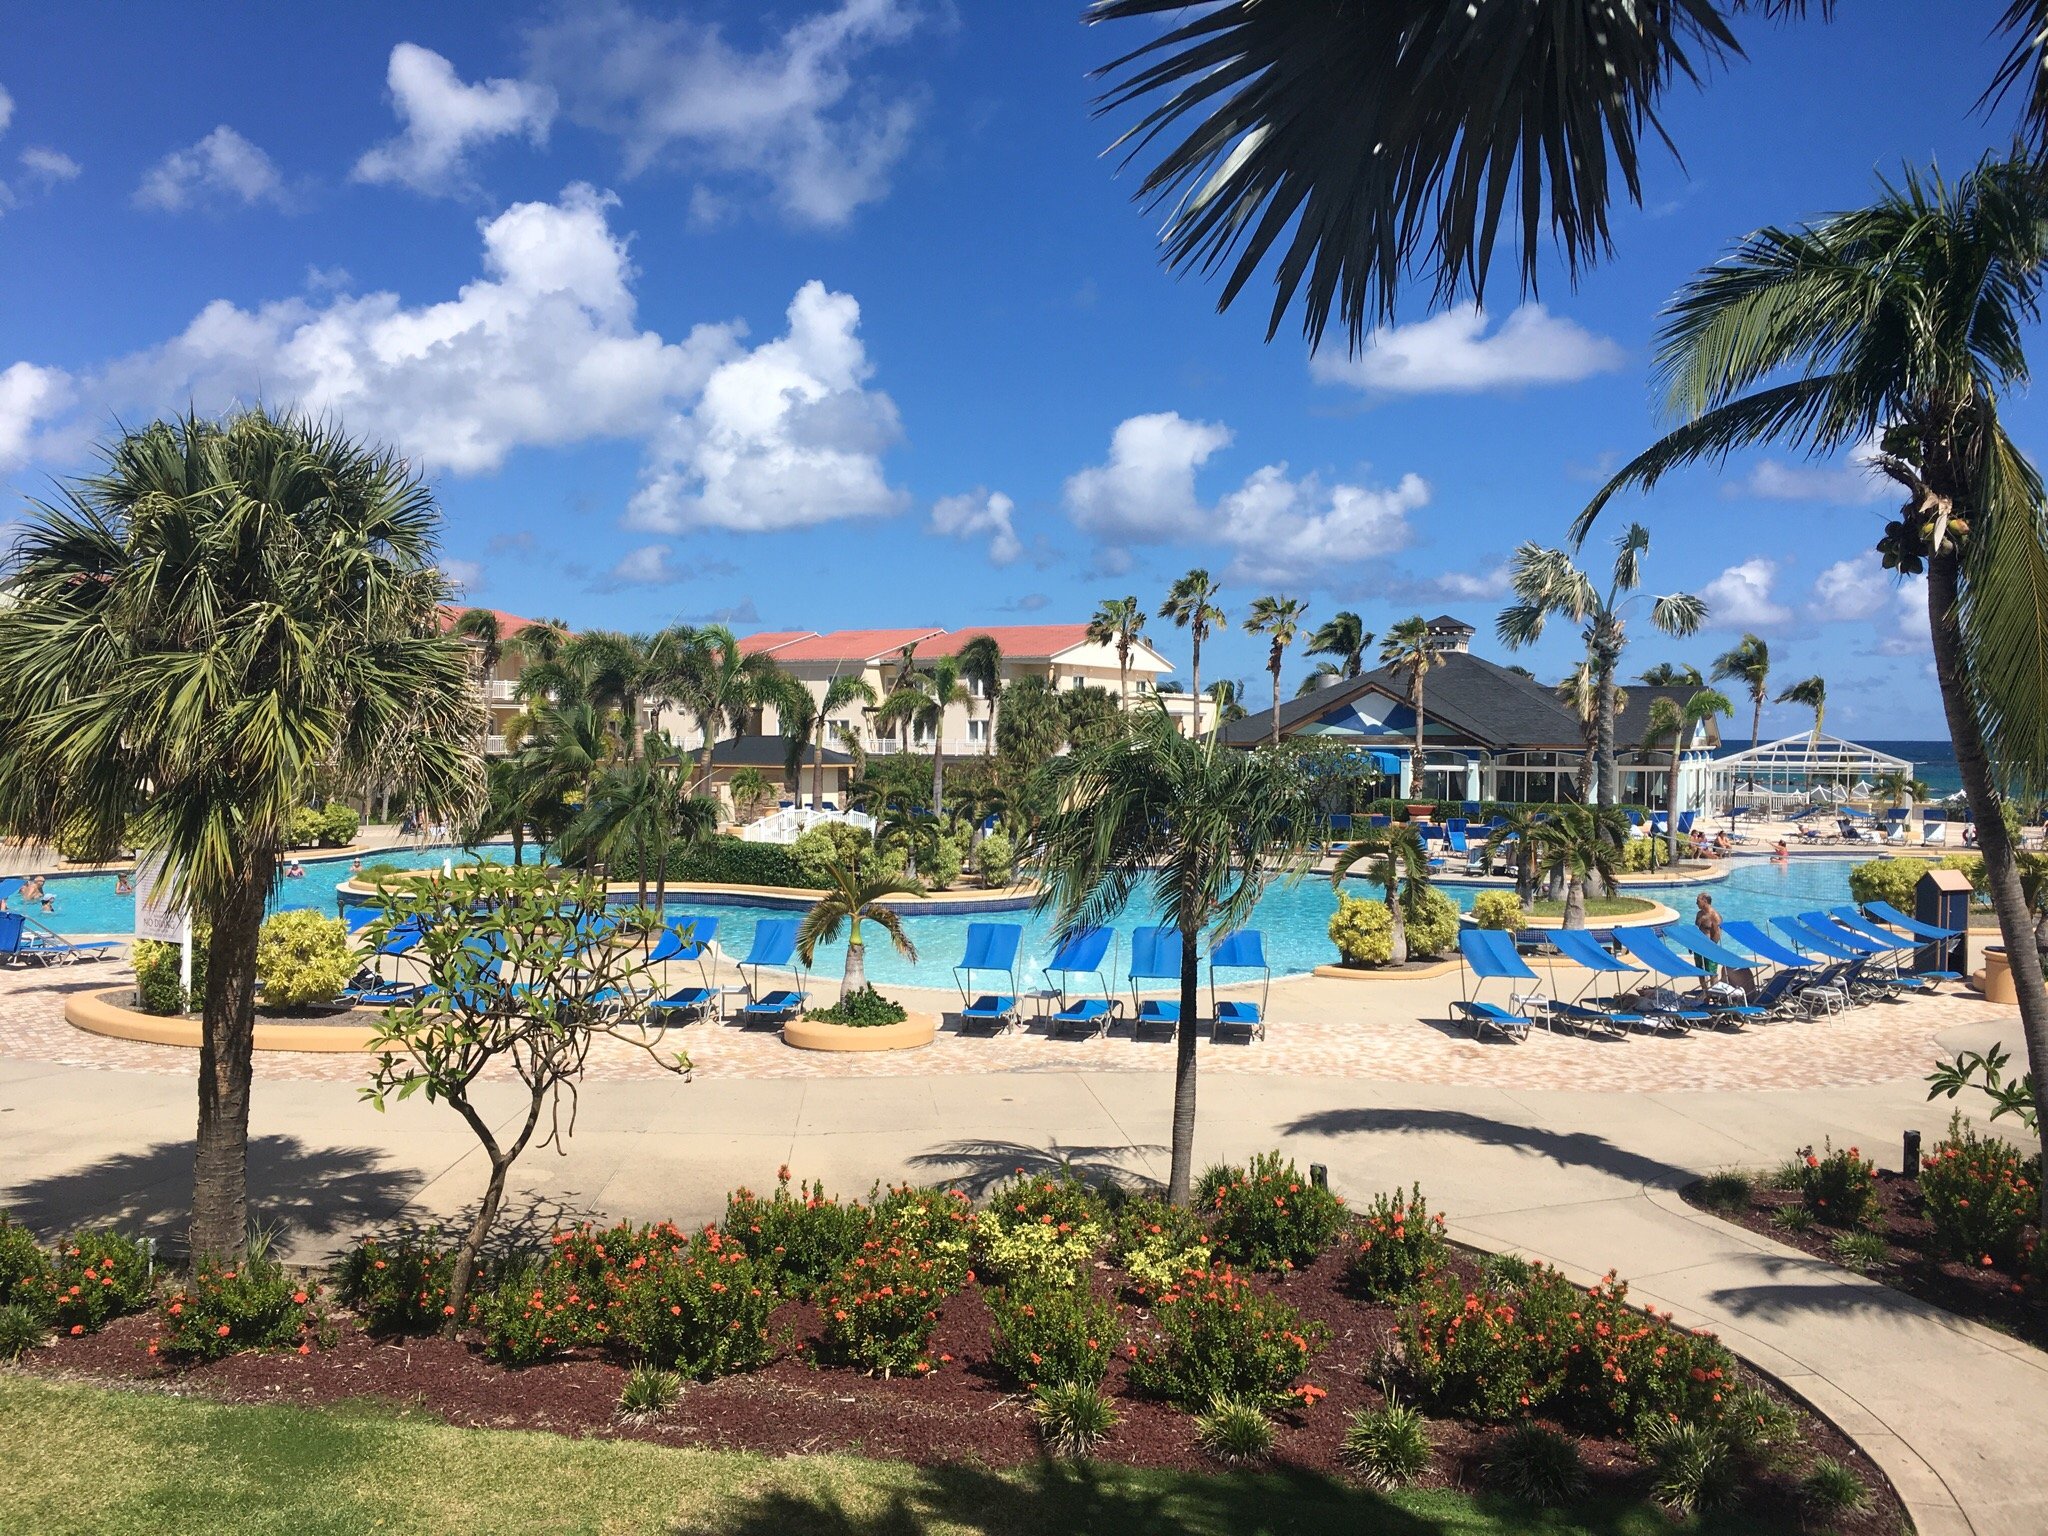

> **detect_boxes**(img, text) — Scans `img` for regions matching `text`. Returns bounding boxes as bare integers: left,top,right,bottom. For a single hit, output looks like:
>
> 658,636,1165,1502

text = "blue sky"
0,1,2034,738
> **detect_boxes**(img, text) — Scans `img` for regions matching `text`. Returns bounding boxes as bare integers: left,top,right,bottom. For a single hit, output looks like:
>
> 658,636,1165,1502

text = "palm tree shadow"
1279,1107,1696,1190
905,1139,1169,1199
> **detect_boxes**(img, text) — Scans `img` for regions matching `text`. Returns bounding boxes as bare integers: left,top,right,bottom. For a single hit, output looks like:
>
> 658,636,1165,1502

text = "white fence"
739,807,877,845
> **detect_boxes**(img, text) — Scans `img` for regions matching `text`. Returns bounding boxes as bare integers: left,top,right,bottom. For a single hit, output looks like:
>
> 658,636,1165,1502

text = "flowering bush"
473,1245,627,1367
335,1235,456,1334
1348,1185,1449,1302
1111,1197,1212,1297
1206,1151,1346,1272
1396,1272,1552,1422
724,1170,874,1297
1127,1265,1326,1411
817,1238,962,1377
622,1228,775,1379
984,1167,1106,1234
46,1230,155,1335
0,1213,53,1313
1798,1141,1877,1228
1919,1114,2040,1268
987,1279,1124,1389
866,1184,974,1285
155,1250,328,1362
972,1212,1103,1288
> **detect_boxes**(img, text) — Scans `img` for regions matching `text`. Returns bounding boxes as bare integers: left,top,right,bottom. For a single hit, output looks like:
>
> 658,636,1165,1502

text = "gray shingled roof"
1613,685,1728,752
1221,650,1583,750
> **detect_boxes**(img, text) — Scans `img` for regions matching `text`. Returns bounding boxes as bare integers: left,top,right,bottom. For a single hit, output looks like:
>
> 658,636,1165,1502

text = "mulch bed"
14,1242,1902,1534
1683,1170,2048,1350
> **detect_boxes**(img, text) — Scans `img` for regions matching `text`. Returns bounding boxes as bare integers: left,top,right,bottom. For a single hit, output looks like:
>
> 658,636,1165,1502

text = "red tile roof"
765,627,948,662
735,623,1168,666
737,630,818,656
438,605,542,638
915,624,1098,660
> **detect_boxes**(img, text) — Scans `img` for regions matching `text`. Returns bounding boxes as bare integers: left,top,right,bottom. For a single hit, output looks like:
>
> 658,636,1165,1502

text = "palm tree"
1330,825,1431,967
1377,616,1442,795
726,767,773,824
1645,689,1733,862
1480,806,1547,907
877,655,971,813
448,607,509,756
660,625,784,791
1524,807,1627,930
1160,569,1225,736
1206,678,1249,727
466,754,561,867
1572,158,2048,1212
1087,3,2048,346
1297,664,1344,698
956,634,1004,756
1554,663,1623,805
1029,707,1320,1204
1777,676,1828,746
796,860,921,999
563,750,715,910
0,410,481,1258
813,675,878,809
1307,611,1374,681
1498,527,1705,810
515,701,614,817
1637,662,1702,686
561,630,657,759
1711,634,1773,751
1873,771,1932,810
1243,595,1306,746
768,677,816,804
1088,596,1147,704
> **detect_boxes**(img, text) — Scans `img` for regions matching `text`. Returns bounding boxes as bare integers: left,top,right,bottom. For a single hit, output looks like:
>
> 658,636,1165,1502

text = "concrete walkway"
1,1015,2042,1535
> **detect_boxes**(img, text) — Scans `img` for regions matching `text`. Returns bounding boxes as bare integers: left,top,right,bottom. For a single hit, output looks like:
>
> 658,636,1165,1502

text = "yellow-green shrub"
976,830,1016,887
1405,889,1461,958
1330,894,1394,966
255,910,355,1008
972,1209,1102,1288
1470,891,1525,932
1847,858,1922,910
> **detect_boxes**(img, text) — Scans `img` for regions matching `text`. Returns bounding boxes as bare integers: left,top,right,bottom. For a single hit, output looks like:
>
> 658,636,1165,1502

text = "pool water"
29,850,1866,995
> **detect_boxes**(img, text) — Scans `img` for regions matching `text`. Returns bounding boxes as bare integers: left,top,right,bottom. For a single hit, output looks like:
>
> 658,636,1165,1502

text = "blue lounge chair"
1608,928,1714,1028
1128,926,1182,1036
1658,925,1771,1025
1773,916,1862,961
1208,929,1270,1042
734,918,805,1009
741,988,807,1026
1829,906,1961,985
1454,929,1534,1041
0,911,120,966
1862,900,1968,980
1541,928,1647,1034
1721,921,1816,972
342,905,382,933
1042,926,1119,1038
954,921,1023,1034
647,918,722,1024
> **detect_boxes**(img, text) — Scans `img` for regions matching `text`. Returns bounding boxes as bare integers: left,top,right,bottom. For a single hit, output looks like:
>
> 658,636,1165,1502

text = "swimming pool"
27,851,1866,993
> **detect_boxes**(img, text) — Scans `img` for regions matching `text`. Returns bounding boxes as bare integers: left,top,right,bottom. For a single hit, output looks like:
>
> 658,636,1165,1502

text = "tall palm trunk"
931,739,946,821
1411,673,1426,796
695,712,717,794
1562,874,1587,930
1189,633,1204,739
811,728,826,810
1929,549,2048,1224
1749,691,1763,752
1666,753,1683,864
843,934,866,998
1385,886,1409,966
1593,656,1620,808
1167,924,1201,1205
191,849,274,1258
1268,660,1282,746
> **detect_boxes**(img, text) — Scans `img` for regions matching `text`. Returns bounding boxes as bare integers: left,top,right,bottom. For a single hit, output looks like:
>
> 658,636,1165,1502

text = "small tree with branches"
360,867,686,1328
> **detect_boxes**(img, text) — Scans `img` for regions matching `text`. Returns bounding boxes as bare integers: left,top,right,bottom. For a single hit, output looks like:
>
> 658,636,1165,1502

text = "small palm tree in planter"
1330,825,1432,967
1525,807,1627,930
797,859,921,1015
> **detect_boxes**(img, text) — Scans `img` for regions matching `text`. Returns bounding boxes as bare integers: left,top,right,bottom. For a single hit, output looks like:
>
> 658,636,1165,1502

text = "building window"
968,719,987,744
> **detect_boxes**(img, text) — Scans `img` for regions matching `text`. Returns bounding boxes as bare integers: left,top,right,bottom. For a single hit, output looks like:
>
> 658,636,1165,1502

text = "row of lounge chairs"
950,923,1271,1041
1455,900,1966,1042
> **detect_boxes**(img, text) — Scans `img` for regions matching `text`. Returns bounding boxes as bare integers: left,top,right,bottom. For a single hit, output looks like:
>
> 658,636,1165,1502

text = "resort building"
1220,616,1725,811
438,607,546,757
674,623,1182,759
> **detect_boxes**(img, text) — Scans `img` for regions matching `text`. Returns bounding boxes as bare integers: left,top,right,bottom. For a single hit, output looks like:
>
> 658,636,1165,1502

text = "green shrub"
616,1365,683,1421
0,1214,53,1314
317,804,361,846
790,823,872,887
1341,1394,1431,1488
1032,1381,1118,1458
865,1184,975,1280
156,1248,326,1361
335,1235,455,1334
976,830,1016,887
1195,1396,1275,1466
1469,891,1525,933
1347,1184,1449,1302
622,1231,775,1379
1396,1273,1541,1423
985,1167,1105,1232
629,835,811,889
988,1279,1124,1388
1622,836,1661,873
1404,888,1461,958
1110,1196,1212,1298
134,929,210,1017
1641,1420,1741,1515
1770,1205,1813,1234
1800,1457,1870,1515
816,1237,961,1378
285,806,326,849
47,1230,155,1335
927,827,967,891
1847,858,1923,911
1694,1170,1754,1215
1128,1265,1325,1411
1829,1230,1890,1273
1485,1423,1588,1507
802,985,908,1027
1329,894,1394,966
723,1172,873,1298
473,1259,579,1367
1480,1251,1533,1288
1797,1140,1877,1228
255,909,355,1008
1205,1151,1346,1272
1919,1113,2039,1268
0,1302,46,1360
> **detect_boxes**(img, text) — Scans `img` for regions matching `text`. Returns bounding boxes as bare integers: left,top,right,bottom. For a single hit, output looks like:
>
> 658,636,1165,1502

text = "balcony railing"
485,679,518,703
484,734,509,755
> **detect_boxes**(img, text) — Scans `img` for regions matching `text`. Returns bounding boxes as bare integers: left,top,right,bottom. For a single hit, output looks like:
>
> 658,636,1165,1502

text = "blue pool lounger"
1043,926,1118,1038
1127,926,1182,1037
1208,929,1270,1042
646,918,722,1023
953,921,1024,1034
1539,928,1649,1034
1454,929,1534,1042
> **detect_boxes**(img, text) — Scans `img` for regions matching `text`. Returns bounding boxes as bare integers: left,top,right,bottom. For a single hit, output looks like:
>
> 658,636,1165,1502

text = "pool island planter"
780,1013,936,1052
66,988,384,1053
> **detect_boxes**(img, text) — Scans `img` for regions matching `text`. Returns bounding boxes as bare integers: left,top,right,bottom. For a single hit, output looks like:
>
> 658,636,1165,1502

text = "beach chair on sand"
1658,924,1771,1026
1043,927,1120,1039
953,922,1024,1034
1127,927,1183,1037
1453,929,1535,1041
1208,929,1271,1042
733,918,806,1027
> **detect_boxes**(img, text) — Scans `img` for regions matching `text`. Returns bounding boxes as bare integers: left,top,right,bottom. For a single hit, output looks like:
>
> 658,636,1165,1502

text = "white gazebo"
1704,732,1914,815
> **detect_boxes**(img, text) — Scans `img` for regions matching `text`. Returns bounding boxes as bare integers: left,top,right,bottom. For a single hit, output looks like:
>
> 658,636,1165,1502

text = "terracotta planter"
1406,804,1436,822
781,1014,935,1053
1980,946,2015,1005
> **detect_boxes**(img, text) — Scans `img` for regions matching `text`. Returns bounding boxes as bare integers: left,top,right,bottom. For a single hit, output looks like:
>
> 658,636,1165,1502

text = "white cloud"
1430,563,1512,600
439,558,484,594
0,361,72,467
1311,304,1625,394
18,147,79,184
625,280,904,532
1064,411,1428,583
525,0,922,228
1064,412,1232,541
1701,558,1791,628
1812,554,1890,622
135,126,285,211
0,85,13,136
352,43,555,198
1727,434,1888,504
1875,576,1929,657
931,488,1020,565
605,543,681,586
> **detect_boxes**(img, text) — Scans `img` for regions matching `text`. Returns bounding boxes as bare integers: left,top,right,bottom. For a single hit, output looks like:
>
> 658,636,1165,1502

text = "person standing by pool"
1696,891,1724,945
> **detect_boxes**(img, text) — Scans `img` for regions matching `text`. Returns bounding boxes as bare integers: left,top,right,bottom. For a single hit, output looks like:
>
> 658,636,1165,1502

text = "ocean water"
1857,740,1961,799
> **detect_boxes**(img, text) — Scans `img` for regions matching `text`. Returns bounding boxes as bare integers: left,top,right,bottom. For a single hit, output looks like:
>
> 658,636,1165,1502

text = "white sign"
132,856,188,944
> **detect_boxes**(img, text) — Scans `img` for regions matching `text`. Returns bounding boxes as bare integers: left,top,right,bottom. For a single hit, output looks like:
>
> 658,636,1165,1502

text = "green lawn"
0,1374,1792,1536
1526,896,1657,919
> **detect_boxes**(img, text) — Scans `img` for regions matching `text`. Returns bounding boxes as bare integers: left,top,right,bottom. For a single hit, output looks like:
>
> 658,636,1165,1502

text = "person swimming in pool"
1772,839,1789,861
285,859,306,880
114,872,134,896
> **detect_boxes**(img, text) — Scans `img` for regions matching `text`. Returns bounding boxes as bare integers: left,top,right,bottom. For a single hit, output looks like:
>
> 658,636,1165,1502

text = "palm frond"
1958,418,2048,790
